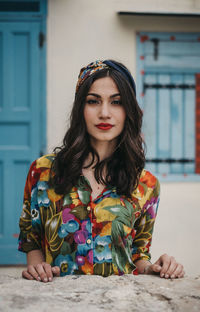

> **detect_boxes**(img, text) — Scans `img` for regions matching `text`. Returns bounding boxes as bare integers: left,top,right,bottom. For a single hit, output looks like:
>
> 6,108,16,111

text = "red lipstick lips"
96,123,113,130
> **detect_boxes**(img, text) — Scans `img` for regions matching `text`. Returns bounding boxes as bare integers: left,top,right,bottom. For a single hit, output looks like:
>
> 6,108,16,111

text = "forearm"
27,249,45,266
134,259,152,274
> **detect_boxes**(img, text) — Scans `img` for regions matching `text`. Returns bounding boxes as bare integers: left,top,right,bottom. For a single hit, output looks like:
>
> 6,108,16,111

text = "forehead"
88,76,119,94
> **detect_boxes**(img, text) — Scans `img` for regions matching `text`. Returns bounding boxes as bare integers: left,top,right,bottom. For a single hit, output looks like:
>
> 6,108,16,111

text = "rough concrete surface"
0,267,200,312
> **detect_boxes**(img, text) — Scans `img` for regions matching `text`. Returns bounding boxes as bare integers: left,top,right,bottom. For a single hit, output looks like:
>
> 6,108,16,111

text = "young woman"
19,60,185,282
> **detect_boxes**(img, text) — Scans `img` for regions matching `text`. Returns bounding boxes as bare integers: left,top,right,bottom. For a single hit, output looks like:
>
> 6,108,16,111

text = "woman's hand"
145,254,185,279
22,262,60,282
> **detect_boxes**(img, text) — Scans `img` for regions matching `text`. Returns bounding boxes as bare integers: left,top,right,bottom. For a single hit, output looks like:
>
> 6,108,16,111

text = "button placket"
88,202,94,267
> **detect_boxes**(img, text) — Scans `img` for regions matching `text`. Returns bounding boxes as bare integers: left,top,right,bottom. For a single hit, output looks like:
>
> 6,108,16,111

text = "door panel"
0,21,44,264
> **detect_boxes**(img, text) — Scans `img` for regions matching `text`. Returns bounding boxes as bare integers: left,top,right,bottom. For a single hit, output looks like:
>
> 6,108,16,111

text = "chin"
91,135,118,144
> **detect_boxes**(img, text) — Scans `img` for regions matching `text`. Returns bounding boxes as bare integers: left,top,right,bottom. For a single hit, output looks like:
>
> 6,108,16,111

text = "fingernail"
44,277,48,282
37,276,41,281
49,277,52,282
171,275,175,279
165,274,169,278
161,273,164,277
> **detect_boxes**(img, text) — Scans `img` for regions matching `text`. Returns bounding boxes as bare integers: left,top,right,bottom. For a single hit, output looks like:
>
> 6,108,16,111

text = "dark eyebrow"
87,93,121,99
87,93,101,98
110,93,120,98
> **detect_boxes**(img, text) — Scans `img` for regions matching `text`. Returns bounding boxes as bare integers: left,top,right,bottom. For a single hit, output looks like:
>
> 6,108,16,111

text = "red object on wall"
196,74,200,173
140,35,149,42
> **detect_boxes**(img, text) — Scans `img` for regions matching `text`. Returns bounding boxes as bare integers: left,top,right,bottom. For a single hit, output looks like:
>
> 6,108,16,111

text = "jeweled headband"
76,60,136,96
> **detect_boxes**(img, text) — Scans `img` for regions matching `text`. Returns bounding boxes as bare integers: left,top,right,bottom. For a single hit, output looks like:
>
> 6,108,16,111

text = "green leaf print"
45,213,63,253
60,241,71,255
77,189,90,204
103,205,132,222
104,199,137,273
111,219,136,274
93,263,114,277
103,203,134,228
123,199,135,225
71,205,88,220
70,250,76,262
63,194,72,206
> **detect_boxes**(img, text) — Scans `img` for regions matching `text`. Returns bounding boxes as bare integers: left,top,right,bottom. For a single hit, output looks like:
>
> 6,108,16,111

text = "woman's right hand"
22,262,60,282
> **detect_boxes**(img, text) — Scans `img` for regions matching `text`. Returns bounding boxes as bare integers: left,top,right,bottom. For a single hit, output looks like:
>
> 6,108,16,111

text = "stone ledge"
0,267,199,312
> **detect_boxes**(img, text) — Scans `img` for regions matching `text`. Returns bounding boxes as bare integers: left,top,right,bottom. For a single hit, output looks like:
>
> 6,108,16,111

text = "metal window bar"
144,83,195,93
146,158,194,163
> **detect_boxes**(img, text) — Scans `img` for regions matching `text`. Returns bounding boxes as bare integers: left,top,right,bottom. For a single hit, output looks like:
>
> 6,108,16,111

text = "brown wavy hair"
50,61,146,197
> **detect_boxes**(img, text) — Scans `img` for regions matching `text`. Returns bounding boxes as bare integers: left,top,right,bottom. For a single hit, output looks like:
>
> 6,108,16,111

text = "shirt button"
87,206,91,211
87,239,91,244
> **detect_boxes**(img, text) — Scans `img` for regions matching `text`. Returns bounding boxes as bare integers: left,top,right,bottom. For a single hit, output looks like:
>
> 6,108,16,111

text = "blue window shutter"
143,73,157,173
138,32,200,179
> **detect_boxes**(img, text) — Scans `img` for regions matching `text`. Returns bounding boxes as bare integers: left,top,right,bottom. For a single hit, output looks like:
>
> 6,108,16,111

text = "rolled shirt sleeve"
18,160,43,253
131,176,160,263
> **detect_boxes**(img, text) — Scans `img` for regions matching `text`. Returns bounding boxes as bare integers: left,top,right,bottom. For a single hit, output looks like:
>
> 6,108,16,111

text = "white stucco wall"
151,182,200,277
47,0,200,276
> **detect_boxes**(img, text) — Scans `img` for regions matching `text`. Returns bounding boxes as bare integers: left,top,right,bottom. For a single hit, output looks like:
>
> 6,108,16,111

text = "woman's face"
84,76,126,146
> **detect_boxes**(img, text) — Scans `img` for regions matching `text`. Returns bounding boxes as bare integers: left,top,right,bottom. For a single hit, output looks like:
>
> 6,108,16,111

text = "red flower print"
140,171,156,188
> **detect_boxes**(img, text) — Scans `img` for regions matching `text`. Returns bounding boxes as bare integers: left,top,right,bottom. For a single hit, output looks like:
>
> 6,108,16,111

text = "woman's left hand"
145,254,185,279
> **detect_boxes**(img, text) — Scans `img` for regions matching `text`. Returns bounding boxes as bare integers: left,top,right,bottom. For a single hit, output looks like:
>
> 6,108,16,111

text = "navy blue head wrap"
76,60,136,96
103,60,136,96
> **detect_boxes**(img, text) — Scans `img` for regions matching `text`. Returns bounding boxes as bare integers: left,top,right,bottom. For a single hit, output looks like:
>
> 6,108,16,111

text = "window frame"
136,32,200,182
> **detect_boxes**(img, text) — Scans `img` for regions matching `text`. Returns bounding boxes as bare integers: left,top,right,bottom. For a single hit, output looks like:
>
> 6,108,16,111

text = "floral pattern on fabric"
18,154,160,277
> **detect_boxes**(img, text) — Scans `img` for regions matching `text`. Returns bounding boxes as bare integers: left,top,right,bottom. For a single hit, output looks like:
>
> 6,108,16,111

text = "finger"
22,270,34,280
164,257,178,278
159,254,171,277
42,262,53,282
170,264,184,279
27,265,41,281
177,270,185,278
154,253,168,266
145,264,161,275
151,264,162,273
52,266,60,277
35,263,48,282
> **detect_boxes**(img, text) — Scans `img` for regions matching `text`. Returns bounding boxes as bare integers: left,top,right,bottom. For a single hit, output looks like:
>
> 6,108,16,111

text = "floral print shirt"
18,154,160,277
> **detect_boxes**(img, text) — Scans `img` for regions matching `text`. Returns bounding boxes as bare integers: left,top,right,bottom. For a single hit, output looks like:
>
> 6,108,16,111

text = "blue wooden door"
0,21,45,264
137,33,200,180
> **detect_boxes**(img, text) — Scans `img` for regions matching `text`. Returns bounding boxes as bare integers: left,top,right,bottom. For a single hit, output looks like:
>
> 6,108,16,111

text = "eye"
112,99,122,105
86,99,99,105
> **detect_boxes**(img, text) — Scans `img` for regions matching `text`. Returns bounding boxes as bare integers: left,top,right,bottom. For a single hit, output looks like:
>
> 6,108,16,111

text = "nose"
99,102,111,119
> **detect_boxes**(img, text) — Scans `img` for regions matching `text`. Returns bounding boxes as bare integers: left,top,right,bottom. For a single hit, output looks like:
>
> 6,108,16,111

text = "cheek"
84,106,94,126
118,108,126,126
83,107,90,123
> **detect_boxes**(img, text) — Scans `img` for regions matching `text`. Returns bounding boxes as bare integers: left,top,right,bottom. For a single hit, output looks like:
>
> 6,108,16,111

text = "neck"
91,138,117,161
84,139,117,169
